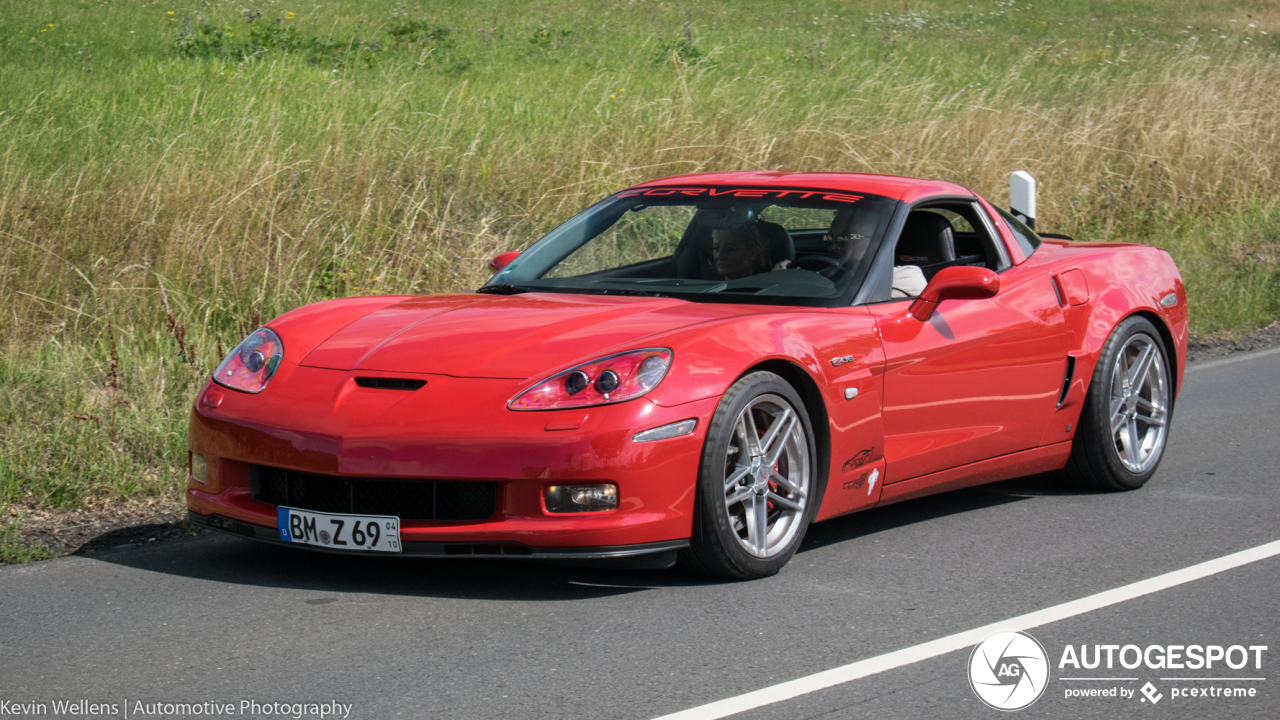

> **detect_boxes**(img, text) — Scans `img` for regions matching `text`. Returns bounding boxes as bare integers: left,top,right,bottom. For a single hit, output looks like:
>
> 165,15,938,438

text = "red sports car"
186,171,1186,579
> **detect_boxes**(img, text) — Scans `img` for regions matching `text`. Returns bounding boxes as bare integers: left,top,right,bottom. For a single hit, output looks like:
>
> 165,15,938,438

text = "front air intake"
251,465,495,521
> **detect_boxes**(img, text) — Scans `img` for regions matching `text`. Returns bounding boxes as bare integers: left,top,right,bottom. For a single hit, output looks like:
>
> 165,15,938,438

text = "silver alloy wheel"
1108,333,1169,473
721,394,810,558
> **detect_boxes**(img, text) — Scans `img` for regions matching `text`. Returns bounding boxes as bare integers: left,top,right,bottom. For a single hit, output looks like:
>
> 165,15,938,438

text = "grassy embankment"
2,0,1279,560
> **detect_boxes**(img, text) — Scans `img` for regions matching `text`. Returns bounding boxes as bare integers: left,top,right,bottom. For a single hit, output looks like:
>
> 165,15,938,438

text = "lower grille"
251,465,496,521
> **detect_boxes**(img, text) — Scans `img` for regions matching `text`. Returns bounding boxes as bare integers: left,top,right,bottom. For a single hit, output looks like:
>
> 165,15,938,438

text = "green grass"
1,0,1279,557
0,520,58,563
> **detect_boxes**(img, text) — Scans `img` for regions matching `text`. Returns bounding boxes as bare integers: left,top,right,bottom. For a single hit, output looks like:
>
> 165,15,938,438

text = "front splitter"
186,511,687,567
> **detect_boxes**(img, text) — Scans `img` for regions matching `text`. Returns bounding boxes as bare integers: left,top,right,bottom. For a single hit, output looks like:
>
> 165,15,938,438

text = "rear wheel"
1056,316,1172,491
680,371,819,579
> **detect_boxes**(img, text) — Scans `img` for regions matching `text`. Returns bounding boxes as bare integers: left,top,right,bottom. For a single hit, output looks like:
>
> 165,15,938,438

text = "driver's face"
825,212,876,265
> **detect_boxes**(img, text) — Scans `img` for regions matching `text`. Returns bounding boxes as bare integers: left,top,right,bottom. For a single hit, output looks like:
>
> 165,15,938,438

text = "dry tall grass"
3,54,1278,357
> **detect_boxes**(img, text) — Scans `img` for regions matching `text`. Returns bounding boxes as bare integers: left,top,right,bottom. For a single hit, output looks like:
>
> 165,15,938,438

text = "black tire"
1054,316,1173,491
679,371,821,579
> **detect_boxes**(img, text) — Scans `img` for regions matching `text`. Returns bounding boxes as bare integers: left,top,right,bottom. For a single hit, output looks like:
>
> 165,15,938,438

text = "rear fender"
1038,248,1186,447
1073,250,1186,397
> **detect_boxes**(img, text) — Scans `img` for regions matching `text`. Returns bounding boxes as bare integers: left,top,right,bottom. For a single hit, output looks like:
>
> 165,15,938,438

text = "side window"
917,207,974,233
903,202,1007,273
996,207,1042,258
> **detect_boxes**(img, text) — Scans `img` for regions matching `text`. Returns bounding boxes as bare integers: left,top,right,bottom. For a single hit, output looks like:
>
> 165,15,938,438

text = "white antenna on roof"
1010,171,1036,230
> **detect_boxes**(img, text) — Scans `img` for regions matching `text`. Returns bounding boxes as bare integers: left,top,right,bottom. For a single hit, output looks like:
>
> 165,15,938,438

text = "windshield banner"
616,187,865,204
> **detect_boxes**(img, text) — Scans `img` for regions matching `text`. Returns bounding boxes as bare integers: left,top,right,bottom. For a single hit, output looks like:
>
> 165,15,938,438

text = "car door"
865,211,1068,485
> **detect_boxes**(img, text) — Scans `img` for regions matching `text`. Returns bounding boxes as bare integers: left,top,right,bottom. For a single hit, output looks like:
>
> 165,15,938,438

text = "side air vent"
1050,277,1065,307
1057,355,1077,408
355,377,427,390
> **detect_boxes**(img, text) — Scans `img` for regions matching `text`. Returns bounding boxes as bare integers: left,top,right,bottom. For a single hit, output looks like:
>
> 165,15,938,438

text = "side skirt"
874,441,1073,508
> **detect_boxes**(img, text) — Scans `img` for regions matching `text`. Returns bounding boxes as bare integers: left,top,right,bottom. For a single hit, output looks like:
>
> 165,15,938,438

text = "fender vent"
355,377,427,390
1057,355,1077,408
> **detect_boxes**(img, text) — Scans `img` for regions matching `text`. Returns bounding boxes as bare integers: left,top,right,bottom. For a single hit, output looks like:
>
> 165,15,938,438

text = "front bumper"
187,368,718,550
187,511,688,564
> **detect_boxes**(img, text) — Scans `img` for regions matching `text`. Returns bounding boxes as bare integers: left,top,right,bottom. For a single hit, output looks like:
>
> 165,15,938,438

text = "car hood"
298,292,762,380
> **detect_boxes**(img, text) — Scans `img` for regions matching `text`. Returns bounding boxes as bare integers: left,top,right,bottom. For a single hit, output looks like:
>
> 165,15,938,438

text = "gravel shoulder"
1186,319,1280,363
3,497,190,565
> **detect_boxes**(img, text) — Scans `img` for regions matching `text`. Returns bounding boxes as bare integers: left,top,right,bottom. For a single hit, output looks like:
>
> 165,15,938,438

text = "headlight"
212,328,284,394
509,348,672,411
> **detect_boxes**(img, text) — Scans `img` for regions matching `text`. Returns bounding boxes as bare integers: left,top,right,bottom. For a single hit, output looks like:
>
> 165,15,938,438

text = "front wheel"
679,371,820,579
1055,316,1173,491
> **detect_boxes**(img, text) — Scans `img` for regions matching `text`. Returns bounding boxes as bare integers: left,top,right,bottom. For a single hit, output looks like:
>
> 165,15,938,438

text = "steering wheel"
790,255,852,281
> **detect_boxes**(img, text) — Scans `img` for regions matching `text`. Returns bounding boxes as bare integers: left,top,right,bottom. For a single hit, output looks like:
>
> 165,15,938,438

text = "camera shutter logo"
968,631,1050,711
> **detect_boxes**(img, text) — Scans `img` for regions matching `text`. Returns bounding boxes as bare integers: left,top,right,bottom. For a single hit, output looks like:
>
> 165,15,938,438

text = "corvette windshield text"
616,187,864,203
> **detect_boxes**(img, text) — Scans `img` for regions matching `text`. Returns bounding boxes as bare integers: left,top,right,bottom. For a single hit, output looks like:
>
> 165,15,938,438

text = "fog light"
190,452,208,484
633,419,697,443
545,483,617,513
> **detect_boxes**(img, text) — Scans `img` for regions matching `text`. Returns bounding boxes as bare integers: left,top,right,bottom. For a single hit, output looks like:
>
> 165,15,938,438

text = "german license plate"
277,507,401,553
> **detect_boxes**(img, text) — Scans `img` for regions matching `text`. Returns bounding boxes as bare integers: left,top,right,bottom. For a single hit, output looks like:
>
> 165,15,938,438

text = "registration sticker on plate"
277,507,401,553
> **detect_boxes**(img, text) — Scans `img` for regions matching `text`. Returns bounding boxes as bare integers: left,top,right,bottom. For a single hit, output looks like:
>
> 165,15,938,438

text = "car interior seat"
756,221,795,268
896,212,957,279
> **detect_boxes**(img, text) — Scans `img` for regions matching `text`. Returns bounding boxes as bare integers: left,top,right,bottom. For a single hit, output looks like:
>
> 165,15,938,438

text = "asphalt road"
3,348,1278,720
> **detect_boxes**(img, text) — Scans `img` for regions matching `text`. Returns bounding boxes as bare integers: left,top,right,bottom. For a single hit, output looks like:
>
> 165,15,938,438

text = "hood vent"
354,377,427,391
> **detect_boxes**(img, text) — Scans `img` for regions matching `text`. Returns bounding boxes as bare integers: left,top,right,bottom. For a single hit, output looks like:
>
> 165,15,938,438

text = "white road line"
1187,345,1280,373
652,538,1280,720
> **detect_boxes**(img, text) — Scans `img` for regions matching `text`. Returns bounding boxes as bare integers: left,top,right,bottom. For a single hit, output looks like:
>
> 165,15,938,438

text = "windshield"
485,186,900,306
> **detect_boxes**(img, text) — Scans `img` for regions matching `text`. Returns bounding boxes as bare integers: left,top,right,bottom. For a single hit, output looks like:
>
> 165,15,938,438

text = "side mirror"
909,266,1000,321
488,251,520,275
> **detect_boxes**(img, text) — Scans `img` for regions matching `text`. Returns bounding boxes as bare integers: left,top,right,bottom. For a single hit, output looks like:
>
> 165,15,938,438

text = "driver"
824,208,927,298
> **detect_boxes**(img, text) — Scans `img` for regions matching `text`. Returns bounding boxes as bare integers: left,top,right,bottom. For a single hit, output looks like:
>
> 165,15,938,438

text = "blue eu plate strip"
277,507,291,542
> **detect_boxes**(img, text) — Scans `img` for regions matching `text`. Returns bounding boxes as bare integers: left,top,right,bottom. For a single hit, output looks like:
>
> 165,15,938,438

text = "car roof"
632,171,976,204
